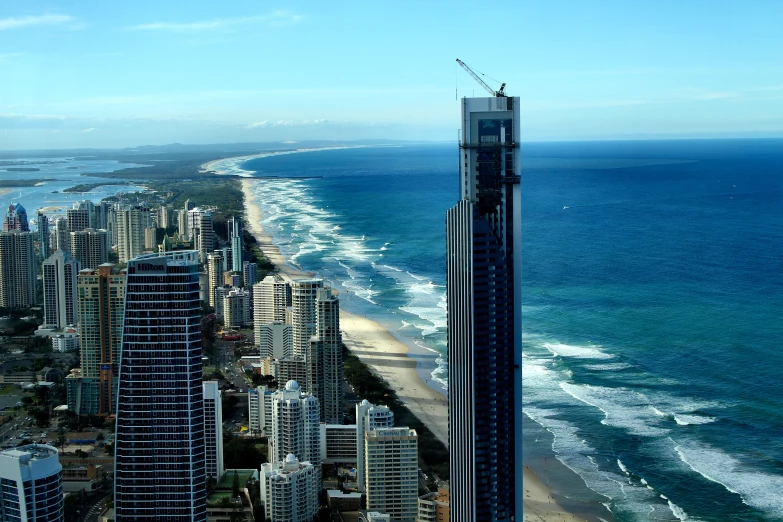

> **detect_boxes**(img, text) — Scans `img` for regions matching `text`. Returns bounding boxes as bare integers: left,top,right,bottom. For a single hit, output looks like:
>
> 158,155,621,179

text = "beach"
240,177,588,522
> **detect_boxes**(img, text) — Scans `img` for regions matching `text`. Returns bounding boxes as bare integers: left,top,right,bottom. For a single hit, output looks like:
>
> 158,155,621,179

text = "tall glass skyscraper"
446,96,522,521
114,251,207,521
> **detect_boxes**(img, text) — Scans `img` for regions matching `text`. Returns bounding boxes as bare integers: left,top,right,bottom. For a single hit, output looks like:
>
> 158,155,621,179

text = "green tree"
232,470,240,498
55,426,67,449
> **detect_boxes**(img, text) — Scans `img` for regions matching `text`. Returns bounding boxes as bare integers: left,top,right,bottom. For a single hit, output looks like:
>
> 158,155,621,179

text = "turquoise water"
234,140,783,521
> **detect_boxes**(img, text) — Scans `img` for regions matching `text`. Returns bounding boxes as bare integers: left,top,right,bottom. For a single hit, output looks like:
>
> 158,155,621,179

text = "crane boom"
456,59,506,97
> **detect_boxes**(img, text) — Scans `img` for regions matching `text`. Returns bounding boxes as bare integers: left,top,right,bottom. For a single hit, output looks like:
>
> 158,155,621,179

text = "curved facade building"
0,444,63,521
114,251,207,520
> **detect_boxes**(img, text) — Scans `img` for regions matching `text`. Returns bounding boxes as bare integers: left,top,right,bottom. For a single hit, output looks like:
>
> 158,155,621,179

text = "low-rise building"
326,490,362,511
417,487,450,522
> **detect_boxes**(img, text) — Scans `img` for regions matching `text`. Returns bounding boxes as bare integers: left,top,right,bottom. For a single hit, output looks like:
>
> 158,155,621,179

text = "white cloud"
246,119,331,129
0,14,75,31
82,128,97,133
129,11,302,32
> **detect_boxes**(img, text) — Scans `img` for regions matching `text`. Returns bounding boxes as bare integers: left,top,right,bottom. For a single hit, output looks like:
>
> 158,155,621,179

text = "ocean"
233,139,782,521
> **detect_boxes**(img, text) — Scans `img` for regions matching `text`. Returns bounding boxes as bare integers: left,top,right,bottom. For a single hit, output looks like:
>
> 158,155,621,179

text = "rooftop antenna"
455,58,506,97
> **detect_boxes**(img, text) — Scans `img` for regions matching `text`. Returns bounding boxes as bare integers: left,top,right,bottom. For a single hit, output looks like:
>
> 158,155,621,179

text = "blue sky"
1,1,782,149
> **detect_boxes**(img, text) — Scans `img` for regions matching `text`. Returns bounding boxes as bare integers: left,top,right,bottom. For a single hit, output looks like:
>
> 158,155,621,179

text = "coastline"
201,146,367,177
240,177,595,522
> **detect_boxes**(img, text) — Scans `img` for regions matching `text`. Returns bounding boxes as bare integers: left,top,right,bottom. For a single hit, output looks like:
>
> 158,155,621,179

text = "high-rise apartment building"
158,205,171,229
66,204,90,234
223,288,251,328
42,250,80,329
0,444,64,521
309,287,343,424
290,279,323,359
114,251,207,520
446,96,522,521
36,211,50,260
206,253,223,308
259,455,319,522
248,385,276,436
242,261,257,290
253,275,291,334
203,381,224,482
0,231,37,308
69,228,108,270
53,217,69,253
269,380,321,479
258,321,293,360
66,264,126,415
187,208,213,261
116,206,151,263
356,400,394,494
229,216,243,273
3,203,29,232
364,427,419,522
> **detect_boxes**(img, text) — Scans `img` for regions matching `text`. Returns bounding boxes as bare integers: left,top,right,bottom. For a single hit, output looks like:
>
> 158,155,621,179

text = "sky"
1,1,783,149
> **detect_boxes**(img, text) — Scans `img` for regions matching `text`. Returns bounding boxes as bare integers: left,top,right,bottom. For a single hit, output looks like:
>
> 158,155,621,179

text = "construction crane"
456,58,506,97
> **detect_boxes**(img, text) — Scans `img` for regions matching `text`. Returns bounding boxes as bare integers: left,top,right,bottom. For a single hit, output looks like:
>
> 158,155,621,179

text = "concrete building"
359,512,391,522
364,428,419,522
158,205,171,229
187,208,213,261
257,321,292,360
203,381,224,481
3,203,29,232
66,203,90,234
213,285,230,320
275,356,307,389
0,444,63,521
177,209,187,238
223,271,241,288
269,381,321,478
446,96,522,521
418,488,450,522
42,249,80,329
242,261,257,290
36,211,50,260
114,251,207,520
260,455,319,522
0,231,37,308
116,206,151,263
248,385,276,436
206,252,223,308
66,264,126,416
356,400,395,494
143,226,156,251
69,228,108,270
223,288,251,328
53,217,68,254
309,287,343,424
320,424,357,464
52,331,79,353
290,279,323,359
253,275,291,334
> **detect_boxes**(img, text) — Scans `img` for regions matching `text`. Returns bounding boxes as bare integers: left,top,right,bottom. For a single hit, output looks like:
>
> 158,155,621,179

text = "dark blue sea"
232,140,783,521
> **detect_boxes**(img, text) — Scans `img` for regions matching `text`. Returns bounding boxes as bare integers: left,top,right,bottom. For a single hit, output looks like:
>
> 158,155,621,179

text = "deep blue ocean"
233,140,783,521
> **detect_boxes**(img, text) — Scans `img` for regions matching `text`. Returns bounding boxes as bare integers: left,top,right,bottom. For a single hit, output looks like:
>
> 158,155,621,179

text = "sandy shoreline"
240,177,588,521
201,146,367,177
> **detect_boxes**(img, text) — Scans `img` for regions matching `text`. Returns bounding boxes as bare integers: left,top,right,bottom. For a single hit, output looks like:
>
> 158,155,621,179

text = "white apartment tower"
187,208,213,261
206,252,223,308
0,231,37,308
269,381,321,479
223,288,251,328
116,206,151,263
289,279,322,358
248,385,276,436
356,400,395,494
253,275,291,332
258,321,293,360
53,217,69,253
364,428,419,522
203,381,224,481
36,211,50,260
0,444,64,521
42,249,80,329
69,228,108,270
259,454,319,522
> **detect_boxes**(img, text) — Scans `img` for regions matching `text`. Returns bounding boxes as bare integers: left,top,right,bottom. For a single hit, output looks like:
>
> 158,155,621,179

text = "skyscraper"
116,206,151,263
356,400,395,494
67,264,126,415
3,203,29,232
37,210,50,260
269,380,321,479
114,251,207,520
290,279,323,359
206,252,223,308
42,249,80,329
66,203,90,234
229,215,243,273
242,261,257,290
0,231,37,308
0,444,64,521
187,208,213,261
259,454,319,522
364,427,419,522
69,228,108,270
446,96,521,521
203,381,224,482
253,275,291,338
309,287,343,424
